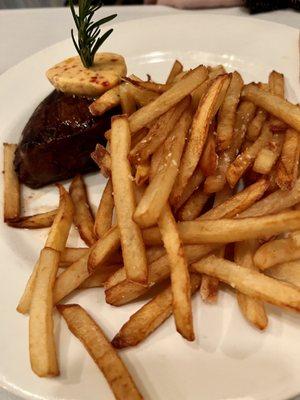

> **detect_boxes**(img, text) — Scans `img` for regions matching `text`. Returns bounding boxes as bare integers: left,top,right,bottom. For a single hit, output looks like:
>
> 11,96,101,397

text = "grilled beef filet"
14,90,114,188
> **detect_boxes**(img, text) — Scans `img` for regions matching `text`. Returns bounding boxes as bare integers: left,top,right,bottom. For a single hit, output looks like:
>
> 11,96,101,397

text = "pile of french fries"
4,59,300,399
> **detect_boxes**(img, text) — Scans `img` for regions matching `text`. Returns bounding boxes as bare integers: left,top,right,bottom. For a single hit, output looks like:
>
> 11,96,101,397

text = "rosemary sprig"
69,0,117,68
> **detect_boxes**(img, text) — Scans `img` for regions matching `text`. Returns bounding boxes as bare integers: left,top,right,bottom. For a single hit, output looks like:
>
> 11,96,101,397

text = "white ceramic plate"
0,14,299,400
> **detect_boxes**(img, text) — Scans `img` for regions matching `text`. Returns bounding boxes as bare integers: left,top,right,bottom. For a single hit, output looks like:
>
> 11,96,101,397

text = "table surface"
0,5,299,400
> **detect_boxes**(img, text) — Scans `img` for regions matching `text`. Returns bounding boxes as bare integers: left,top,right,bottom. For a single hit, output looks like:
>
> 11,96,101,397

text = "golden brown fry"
166,60,183,84
89,84,120,116
234,240,268,330
204,100,256,193
17,186,74,314
253,133,283,174
105,244,218,306
247,109,268,141
265,261,300,289
29,247,60,377
112,274,201,348
158,204,194,340
226,122,273,188
276,129,300,191
111,116,148,284
242,83,300,131
192,255,300,312
135,160,150,186
217,71,243,150
126,84,159,107
177,189,209,221
172,75,230,202
69,175,96,247
129,97,189,164
199,130,218,177
106,65,208,139
254,236,300,270
119,84,136,115
58,304,143,400
59,247,89,267
269,70,284,98
91,144,111,177
3,143,20,221
8,209,57,229
172,166,204,211
124,77,171,94
134,107,192,228
79,264,121,289
94,179,114,239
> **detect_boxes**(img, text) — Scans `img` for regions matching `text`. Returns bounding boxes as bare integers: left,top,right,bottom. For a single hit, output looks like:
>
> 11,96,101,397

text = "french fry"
79,264,121,289
119,83,136,115
126,84,159,107
124,77,171,94
135,160,150,186
59,247,89,267
166,60,183,84
8,209,57,229
17,186,74,314
112,274,201,348
204,100,256,193
240,177,300,217
3,143,20,221
199,129,218,177
247,109,268,141
129,97,189,164
58,304,143,400
269,70,284,98
171,75,230,202
105,244,218,306
253,133,283,174
254,236,300,270
94,179,114,239
234,240,268,330
69,175,97,247
276,129,300,190
177,189,209,221
158,204,194,340
265,261,300,289
29,247,60,377
89,84,121,116
226,122,273,188
111,116,148,284
134,108,192,228
242,83,300,132
217,71,243,150
91,144,111,177
192,255,300,312
106,65,208,139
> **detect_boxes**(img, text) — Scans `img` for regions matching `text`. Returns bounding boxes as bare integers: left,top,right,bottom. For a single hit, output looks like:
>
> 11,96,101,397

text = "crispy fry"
129,97,189,164
58,304,143,400
105,244,218,306
177,189,209,221
89,84,121,116
269,70,284,98
254,236,300,270
79,264,121,289
135,160,150,186
276,129,300,190
247,109,268,141
217,71,243,150
171,75,230,202
91,144,111,177
59,247,89,267
158,204,194,340
265,261,300,289
124,77,171,94
242,83,300,131
94,179,114,239
17,186,74,314
8,209,57,229
204,100,256,193
111,116,148,284
106,65,208,139
199,130,218,177
234,240,268,330
119,83,136,115
134,107,192,228
226,122,273,188
126,84,159,107
166,60,183,84
112,274,201,348
69,175,96,247
29,247,60,377
253,133,283,174
3,143,20,221
192,255,300,312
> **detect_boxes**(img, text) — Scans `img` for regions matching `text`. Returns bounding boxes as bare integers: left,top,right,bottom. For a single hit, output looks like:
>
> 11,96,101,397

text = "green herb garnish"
69,0,117,68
